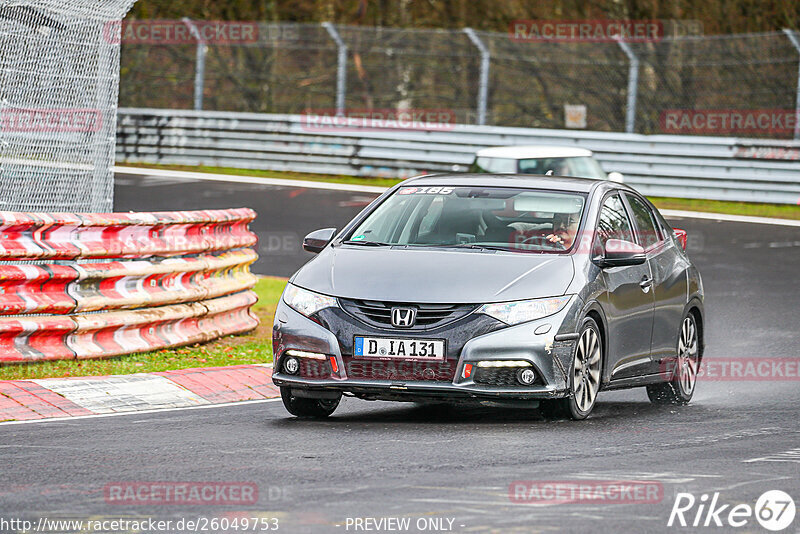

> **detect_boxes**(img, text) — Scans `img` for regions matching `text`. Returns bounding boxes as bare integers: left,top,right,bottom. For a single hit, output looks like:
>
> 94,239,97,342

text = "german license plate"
354,336,445,361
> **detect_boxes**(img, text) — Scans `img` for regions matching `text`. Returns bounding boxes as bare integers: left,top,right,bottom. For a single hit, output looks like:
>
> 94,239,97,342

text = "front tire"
280,387,341,418
540,317,603,420
647,313,699,405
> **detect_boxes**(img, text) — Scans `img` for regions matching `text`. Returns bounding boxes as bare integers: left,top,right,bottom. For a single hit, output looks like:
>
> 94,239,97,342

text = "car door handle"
639,276,653,290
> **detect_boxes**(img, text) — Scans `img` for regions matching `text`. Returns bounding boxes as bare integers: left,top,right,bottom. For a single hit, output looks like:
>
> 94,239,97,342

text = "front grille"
339,299,477,330
342,356,456,382
316,308,506,363
474,367,524,386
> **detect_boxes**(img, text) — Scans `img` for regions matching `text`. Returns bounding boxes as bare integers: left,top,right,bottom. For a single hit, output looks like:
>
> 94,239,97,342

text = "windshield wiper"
449,243,519,252
341,240,392,247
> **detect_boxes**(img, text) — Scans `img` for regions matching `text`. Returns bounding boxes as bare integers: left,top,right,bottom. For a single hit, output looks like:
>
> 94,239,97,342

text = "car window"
519,157,575,175
518,156,605,179
469,156,517,173
519,158,558,175
650,207,681,248
596,193,634,247
625,193,661,249
347,186,587,253
570,157,607,179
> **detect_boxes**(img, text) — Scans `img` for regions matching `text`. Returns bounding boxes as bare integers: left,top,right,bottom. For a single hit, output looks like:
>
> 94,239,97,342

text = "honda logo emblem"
391,307,417,328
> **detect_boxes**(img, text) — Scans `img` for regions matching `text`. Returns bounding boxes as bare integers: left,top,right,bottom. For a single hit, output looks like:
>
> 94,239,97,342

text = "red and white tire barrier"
0,209,259,363
0,249,257,315
0,364,279,422
0,208,256,260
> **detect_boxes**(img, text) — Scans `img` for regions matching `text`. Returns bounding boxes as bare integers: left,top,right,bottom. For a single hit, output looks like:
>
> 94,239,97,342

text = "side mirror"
607,171,625,183
594,239,646,268
303,228,337,254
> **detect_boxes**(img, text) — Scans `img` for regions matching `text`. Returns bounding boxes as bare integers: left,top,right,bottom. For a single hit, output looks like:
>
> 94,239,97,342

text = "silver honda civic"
272,174,704,420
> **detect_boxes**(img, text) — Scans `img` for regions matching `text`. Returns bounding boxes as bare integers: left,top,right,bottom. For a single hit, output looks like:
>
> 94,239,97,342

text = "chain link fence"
118,23,800,139
0,0,136,212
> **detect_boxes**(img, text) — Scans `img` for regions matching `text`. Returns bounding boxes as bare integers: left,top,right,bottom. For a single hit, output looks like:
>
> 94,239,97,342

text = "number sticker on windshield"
398,187,454,195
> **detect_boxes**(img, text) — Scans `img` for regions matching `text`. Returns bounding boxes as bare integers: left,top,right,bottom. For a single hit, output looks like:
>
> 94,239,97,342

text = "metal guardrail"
117,108,800,204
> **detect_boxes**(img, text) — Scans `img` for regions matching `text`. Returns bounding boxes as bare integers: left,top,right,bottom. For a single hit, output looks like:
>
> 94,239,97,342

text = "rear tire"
647,313,699,405
280,387,341,418
540,317,603,421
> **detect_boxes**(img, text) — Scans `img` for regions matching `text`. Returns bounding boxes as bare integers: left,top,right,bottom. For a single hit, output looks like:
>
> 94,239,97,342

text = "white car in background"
469,146,624,182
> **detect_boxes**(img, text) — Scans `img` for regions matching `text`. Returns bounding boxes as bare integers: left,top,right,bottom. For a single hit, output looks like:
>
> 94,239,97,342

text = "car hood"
291,245,575,304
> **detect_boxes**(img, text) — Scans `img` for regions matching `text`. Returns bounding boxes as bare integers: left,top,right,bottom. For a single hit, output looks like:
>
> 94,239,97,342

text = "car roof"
475,145,594,159
402,173,620,194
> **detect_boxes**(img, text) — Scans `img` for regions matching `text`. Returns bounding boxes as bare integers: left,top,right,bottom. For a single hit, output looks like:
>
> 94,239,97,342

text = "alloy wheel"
676,315,699,396
573,326,602,413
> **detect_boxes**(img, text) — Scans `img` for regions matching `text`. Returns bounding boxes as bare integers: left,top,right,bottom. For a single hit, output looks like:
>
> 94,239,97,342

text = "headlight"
479,295,572,325
283,283,337,318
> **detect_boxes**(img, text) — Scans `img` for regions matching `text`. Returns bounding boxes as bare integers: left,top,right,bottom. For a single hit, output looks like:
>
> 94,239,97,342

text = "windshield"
346,186,587,252
518,156,606,179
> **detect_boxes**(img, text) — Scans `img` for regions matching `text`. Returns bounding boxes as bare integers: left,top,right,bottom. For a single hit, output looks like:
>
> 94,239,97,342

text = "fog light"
517,368,536,385
283,356,299,375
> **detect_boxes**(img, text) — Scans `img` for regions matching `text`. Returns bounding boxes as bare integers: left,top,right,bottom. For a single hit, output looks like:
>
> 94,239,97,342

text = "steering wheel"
520,234,566,250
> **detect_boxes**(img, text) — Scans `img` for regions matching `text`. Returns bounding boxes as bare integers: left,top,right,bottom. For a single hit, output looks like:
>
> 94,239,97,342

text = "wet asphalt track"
1,171,799,533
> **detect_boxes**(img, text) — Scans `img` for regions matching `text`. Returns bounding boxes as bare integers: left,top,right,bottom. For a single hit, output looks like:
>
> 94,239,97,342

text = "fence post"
463,28,490,126
182,18,206,111
322,22,347,116
90,30,117,211
616,39,639,133
783,29,800,140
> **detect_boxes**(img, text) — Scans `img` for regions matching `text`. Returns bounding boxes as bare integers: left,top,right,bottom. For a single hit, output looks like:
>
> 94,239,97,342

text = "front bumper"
272,296,581,402
272,374,562,403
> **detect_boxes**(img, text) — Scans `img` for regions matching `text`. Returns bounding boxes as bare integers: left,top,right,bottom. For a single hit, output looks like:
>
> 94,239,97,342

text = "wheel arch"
579,300,609,384
684,298,705,362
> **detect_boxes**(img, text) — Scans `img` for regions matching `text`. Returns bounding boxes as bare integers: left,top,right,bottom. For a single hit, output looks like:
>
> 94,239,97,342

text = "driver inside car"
546,212,579,248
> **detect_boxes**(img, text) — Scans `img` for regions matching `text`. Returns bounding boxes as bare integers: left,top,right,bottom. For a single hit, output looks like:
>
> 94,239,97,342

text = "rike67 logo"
668,490,796,531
